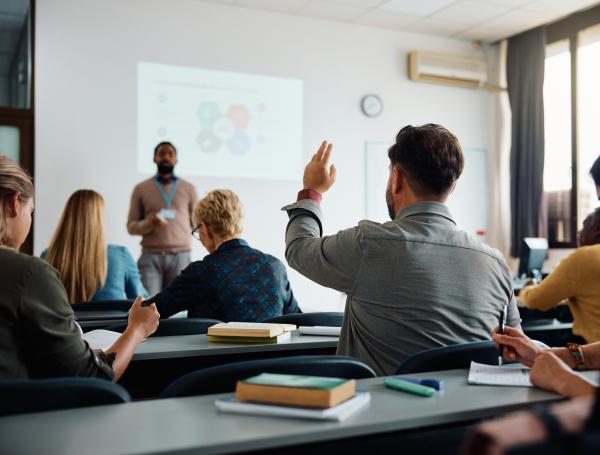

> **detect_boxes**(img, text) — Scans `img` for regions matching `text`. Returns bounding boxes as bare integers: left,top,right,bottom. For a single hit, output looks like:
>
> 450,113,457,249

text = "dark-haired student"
591,154,600,199
127,141,198,295
282,124,521,375
0,156,160,380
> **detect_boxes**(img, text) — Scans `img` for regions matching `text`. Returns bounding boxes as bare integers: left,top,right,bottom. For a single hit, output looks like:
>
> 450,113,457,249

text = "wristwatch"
566,342,586,371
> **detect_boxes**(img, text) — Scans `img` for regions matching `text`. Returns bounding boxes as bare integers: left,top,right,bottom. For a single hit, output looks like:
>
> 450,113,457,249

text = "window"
543,8,600,248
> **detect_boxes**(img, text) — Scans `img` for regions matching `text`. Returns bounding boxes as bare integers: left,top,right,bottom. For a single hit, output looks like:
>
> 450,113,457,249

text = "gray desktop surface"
0,369,562,455
132,331,339,361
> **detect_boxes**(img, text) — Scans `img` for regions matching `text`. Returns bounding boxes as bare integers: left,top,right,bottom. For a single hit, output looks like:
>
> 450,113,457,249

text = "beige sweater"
127,177,198,253
519,244,600,342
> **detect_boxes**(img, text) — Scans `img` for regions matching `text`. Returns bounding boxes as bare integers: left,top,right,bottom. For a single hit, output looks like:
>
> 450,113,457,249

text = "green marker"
384,377,436,397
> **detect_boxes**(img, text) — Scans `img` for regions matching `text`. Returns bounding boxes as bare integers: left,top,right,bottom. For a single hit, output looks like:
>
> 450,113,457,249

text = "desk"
0,369,563,455
523,320,576,346
74,310,129,331
120,332,338,398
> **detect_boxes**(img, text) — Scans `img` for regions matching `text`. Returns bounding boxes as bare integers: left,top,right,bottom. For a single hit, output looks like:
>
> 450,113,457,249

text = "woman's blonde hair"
0,156,34,247
192,189,243,237
46,190,107,303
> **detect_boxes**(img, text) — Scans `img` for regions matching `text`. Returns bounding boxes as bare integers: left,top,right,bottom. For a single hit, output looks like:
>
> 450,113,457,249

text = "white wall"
35,0,489,311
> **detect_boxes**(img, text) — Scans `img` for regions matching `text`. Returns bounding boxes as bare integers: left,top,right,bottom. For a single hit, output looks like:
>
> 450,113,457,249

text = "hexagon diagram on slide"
226,104,251,129
196,130,222,154
226,130,251,155
197,102,221,128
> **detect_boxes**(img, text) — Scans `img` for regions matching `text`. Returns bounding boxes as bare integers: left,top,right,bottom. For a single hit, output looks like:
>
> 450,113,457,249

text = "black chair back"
161,355,376,398
72,300,133,312
0,377,131,416
106,318,222,336
395,341,499,374
263,312,343,327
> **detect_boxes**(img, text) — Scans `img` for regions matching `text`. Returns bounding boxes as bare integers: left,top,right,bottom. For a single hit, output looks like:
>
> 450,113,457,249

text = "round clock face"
360,94,383,117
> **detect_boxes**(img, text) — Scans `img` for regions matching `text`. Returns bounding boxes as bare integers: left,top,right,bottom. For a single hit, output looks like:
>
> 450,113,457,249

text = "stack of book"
215,373,371,421
207,322,296,344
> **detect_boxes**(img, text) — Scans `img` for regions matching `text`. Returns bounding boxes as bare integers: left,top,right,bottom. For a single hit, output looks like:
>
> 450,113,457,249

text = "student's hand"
530,351,594,397
126,296,160,340
302,141,337,194
148,212,168,229
492,325,543,367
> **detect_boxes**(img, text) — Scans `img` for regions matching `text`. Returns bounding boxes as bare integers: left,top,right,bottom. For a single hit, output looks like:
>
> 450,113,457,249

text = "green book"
242,373,347,389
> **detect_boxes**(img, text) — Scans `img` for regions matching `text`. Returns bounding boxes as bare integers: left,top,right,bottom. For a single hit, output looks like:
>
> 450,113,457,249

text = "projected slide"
137,62,303,180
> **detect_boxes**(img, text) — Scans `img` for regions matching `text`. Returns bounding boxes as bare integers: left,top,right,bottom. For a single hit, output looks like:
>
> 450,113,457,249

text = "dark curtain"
507,27,546,257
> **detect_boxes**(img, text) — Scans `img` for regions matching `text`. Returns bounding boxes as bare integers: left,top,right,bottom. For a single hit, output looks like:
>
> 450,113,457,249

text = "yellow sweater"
519,244,600,342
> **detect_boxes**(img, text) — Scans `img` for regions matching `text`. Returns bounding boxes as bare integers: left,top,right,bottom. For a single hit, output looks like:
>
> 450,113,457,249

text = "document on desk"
468,361,533,387
82,330,122,351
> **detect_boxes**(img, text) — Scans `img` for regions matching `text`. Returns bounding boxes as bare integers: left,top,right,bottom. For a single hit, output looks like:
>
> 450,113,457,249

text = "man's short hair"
192,189,243,237
590,155,600,186
388,124,464,197
154,141,177,157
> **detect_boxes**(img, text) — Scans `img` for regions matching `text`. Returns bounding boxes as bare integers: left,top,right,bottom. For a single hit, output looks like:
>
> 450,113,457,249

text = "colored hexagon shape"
197,102,221,128
226,104,251,129
196,129,222,154
213,117,235,141
226,130,251,155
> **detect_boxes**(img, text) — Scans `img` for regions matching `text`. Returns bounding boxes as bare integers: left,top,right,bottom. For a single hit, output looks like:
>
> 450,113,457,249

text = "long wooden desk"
74,310,129,331
120,332,338,398
0,369,563,455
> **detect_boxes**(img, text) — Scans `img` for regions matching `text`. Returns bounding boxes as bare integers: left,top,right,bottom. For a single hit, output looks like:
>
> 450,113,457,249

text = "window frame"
544,5,600,248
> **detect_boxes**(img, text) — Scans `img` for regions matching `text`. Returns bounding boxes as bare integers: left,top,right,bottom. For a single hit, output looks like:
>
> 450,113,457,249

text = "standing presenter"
127,141,198,295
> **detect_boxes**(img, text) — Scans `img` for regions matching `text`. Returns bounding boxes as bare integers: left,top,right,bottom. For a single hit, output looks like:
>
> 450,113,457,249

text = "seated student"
462,327,600,454
519,208,600,343
591,154,600,199
0,156,159,380
43,190,148,303
155,189,299,321
282,125,521,375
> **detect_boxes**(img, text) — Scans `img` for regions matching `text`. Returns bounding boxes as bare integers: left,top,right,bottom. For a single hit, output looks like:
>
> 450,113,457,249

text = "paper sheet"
82,330,122,351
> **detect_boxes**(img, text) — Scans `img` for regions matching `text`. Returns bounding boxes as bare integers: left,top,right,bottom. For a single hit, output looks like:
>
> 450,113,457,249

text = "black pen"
141,294,160,307
498,303,508,366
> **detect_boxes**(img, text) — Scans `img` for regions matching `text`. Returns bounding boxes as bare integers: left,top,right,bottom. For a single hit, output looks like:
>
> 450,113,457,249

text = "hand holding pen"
497,303,508,366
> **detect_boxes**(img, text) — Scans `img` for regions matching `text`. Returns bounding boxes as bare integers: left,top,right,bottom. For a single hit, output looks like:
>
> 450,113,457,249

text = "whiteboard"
364,142,488,240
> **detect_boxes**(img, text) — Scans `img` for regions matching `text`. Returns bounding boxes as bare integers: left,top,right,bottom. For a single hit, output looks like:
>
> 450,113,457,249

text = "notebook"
467,361,600,387
81,329,122,351
215,391,370,421
207,322,296,338
207,332,291,344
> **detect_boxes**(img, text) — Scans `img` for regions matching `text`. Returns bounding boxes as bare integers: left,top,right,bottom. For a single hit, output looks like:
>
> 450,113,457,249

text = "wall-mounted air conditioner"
408,51,488,89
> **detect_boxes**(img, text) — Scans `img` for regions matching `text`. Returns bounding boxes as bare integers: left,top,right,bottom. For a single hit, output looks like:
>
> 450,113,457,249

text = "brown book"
236,373,356,409
207,322,296,338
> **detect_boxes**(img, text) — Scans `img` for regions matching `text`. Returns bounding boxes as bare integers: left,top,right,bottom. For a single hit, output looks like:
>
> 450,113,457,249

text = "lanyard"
153,176,178,208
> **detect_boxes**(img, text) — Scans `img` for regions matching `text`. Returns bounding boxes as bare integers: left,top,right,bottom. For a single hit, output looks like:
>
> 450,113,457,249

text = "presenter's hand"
303,141,337,194
149,213,168,229
126,296,160,340
492,325,543,367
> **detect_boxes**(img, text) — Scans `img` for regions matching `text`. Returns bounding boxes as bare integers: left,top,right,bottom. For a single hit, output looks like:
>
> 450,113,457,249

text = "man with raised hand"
282,124,521,375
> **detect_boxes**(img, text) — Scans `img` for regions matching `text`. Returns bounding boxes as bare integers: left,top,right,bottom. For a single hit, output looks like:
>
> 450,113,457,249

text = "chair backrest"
106,318,222,336
0,377,131,416
395,341,499,374
72,300,133,312
263,312,343,327
161,355,376,398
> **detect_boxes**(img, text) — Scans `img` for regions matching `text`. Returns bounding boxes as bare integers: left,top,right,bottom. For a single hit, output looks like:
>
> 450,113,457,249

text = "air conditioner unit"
408,51,488,89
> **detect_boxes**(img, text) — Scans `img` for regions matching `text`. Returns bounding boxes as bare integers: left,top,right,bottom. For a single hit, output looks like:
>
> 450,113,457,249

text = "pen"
498,303,508,366
141,294,160,307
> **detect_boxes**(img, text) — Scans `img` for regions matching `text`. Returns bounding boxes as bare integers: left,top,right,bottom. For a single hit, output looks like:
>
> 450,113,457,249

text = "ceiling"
200,0,600,42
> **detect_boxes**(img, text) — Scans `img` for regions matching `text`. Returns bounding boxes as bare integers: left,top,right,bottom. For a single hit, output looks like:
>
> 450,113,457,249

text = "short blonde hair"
0,156,34,247
193,189,243,237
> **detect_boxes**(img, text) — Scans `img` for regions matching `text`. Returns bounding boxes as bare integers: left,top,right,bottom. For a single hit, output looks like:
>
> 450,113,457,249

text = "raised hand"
302,141,337,195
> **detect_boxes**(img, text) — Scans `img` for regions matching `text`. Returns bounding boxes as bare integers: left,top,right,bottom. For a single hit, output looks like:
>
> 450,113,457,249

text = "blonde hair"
0,156,34,247
192,189,243,237
46,190,107,303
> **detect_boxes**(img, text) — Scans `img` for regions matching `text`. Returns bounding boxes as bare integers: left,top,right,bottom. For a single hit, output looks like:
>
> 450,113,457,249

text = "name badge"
160,209,176,220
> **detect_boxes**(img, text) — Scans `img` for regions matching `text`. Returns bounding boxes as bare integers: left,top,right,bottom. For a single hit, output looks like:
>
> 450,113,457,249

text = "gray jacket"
283,199,520,376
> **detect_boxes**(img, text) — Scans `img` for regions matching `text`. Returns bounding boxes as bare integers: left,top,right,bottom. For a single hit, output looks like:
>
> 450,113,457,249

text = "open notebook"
468,361,600,387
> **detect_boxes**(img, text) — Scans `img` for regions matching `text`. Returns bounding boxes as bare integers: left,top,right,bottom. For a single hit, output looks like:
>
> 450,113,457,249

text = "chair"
72,299,134,312
161,355,376,398
263,312,344,327
0,377,131,416
395,341,499,374
106,318,222,336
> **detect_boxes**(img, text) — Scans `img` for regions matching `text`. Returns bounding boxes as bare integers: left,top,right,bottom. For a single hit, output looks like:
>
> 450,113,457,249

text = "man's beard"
385,185,396,220
157,163,174,175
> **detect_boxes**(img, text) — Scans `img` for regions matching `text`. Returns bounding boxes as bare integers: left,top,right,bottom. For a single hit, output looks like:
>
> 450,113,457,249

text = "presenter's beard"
157,164,174,175
385,186,396,220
